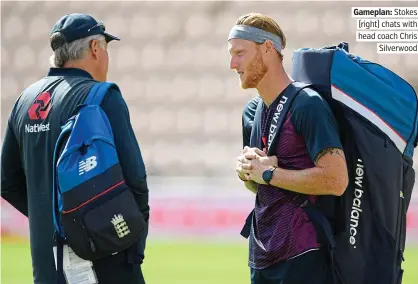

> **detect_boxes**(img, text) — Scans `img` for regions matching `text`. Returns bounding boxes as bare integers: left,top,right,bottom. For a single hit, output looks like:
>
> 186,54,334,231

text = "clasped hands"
236,146,278,185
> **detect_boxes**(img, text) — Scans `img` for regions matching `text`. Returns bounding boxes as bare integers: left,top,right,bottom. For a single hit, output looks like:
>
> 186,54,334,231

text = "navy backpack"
52,82,145,279
289,42,417,284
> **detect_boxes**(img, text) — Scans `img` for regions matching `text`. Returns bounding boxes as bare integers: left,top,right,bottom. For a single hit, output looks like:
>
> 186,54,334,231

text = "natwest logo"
28,92,52,120
25,123,50,133
25,92,52,133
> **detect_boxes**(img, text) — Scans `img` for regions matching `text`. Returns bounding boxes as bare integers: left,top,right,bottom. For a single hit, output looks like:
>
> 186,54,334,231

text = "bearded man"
228,12,348,284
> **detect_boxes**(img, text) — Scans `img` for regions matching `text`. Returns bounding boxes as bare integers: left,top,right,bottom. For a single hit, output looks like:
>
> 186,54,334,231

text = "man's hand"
238,147,278,184
236,147,266,181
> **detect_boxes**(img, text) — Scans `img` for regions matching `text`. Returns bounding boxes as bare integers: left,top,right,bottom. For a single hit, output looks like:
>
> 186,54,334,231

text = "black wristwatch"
262,166,277,185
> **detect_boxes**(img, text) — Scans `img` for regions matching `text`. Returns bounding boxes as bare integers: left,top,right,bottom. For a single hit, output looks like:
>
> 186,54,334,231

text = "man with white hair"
1,13,149,284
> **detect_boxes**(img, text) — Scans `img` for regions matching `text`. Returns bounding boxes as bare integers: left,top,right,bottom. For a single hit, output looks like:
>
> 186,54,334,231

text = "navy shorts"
250,248,333,284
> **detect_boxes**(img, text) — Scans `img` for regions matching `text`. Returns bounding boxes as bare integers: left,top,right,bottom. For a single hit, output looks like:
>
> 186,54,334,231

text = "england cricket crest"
111,214,131,238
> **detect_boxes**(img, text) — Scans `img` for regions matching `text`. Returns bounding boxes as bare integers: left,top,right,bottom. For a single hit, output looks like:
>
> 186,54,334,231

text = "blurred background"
1,1,418,283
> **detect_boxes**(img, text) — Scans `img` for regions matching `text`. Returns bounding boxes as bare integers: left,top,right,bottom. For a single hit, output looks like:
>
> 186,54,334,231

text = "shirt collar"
47,67,94,79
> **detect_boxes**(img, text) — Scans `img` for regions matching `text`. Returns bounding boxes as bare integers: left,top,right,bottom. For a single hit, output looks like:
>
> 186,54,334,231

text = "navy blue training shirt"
1,68,149,284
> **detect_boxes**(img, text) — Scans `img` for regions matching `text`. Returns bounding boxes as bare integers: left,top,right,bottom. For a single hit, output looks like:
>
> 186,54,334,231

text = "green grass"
1,239,418,284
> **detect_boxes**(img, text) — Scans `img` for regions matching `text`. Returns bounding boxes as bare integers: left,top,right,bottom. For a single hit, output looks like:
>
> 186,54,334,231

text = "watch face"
262,169,272,184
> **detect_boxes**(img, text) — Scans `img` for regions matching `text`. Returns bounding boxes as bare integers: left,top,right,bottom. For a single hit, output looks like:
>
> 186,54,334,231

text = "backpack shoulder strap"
266,81,312,155
249,98,264,149
84,82,116,106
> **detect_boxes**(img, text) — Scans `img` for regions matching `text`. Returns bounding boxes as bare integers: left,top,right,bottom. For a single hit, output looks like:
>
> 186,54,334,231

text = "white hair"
49,34,106,68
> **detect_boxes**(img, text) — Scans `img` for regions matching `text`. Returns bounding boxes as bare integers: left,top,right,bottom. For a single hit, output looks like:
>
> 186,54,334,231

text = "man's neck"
63,61,97,80
256,68,293,107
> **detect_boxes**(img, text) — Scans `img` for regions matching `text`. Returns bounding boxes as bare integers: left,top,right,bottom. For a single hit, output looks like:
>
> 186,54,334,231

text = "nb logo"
79,156,97,175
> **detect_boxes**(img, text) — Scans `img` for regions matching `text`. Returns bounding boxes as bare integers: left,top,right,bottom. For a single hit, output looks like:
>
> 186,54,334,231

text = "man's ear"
90,40,100,59
263,40,275,54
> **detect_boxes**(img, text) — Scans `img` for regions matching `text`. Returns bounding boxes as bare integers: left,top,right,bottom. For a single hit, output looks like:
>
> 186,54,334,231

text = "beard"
240,50,268,89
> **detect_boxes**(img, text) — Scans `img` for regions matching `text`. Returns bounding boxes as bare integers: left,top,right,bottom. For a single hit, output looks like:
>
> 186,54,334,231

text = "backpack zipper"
79,219,96,253
62,180,125,214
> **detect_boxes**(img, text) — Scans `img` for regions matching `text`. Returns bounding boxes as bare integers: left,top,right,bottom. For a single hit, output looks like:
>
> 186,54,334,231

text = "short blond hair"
236,13,286,59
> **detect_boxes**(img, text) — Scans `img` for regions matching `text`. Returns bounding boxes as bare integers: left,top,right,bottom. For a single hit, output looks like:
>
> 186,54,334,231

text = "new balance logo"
268,95,288,151
349,158,364,249
78,156,97,175
111,214,130,238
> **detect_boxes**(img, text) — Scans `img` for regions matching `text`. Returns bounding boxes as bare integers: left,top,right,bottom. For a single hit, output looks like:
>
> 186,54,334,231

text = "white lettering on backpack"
267,95,288,151
78,156,97,175
111,214,130,238
349,159,364,248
